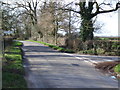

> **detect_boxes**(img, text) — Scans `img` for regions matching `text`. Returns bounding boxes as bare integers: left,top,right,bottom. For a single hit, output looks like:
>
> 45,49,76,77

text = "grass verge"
2,41,27,88
114,64,120,74
27,40,75,53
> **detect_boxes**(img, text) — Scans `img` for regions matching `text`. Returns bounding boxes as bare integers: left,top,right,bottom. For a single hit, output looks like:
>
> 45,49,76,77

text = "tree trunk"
80,18,94,42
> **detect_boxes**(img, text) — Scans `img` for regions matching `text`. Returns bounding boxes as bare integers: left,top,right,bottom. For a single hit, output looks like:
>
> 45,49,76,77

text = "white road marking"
75,57,82,59
64,52,115,65
64,53,96,64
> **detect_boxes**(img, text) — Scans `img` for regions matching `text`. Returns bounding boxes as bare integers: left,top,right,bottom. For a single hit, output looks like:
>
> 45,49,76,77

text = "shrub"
114,64,120,73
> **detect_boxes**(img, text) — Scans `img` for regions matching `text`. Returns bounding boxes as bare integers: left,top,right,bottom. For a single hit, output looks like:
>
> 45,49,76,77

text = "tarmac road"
21,41,119,88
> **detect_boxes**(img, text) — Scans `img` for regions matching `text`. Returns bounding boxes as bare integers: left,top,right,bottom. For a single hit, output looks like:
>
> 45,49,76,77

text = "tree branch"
58,8,80,14
27,2,34,13
15,2,29,12
99,3,111,6
92,2,120,17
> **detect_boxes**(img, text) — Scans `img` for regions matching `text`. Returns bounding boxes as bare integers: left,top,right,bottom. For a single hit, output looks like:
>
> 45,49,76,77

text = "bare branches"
57,2,80,14
58,8,80,14
15,0,40,25
91,1,120,17
63,2,74,8
93,2,99,12
15,2,29,11
99,3,111,6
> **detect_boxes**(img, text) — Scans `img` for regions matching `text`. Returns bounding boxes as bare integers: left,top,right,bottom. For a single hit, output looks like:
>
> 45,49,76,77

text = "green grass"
5,47,21,53
3,56,24,75
3,72,27,88
95,37,120,40
114,64,120,73
13,41,23,46
27,40,75,53
3,41,27,88
5,54,22,61
98,38,110,40
5,41,22,54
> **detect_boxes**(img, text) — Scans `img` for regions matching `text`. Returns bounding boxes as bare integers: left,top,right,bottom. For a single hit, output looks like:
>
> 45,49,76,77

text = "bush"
114,64,120,73
96,48,105,54
79,49,94,55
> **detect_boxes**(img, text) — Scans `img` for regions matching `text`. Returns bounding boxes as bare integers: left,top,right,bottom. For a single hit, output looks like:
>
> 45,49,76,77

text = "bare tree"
60,0,120,42
38,1,72,45
15,0,43,40
16,0,40,25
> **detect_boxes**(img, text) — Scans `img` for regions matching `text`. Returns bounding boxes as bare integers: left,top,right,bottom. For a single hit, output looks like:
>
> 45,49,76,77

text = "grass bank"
2,41,27,88
27,40,75,53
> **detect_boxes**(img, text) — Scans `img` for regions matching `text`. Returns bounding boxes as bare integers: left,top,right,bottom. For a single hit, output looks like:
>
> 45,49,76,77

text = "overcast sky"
95,10,118,37
1,0,119,37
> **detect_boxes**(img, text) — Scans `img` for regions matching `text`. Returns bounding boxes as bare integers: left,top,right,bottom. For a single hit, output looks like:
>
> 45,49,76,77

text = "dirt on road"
95,61,120,79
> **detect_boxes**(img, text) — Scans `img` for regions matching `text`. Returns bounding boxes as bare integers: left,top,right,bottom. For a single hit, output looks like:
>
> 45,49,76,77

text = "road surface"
21,41,119,88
